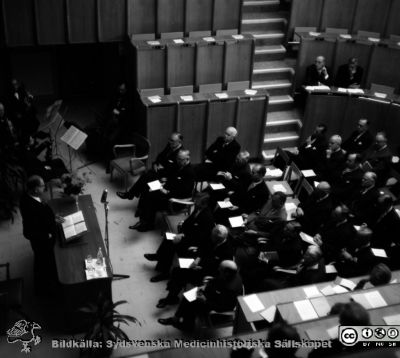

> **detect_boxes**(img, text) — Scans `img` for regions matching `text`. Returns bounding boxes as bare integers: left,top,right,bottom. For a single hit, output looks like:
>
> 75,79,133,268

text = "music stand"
60,125,88,172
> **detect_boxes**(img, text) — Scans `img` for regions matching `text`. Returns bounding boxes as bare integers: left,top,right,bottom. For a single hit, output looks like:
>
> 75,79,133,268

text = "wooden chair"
292,26,317,43
198,83,222,93
357,30,380,39
227,81,250,91
110,133,150,191
325,28,348,35
370,83,395,96
0,263,29,330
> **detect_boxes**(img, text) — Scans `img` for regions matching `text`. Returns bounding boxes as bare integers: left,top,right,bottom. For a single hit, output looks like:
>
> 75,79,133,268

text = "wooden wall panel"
166,44,195,88
35,0,66,44
178,102,207,164
66,0,97,43
352,0,391,35
288,0,323,38
157,0,184,35
320,0,357,31
224,39,253,83
127,0,156,35
2,0,35,46
97,0,126,42
386,0,400,36
196,42,225,85
135,47,166,90
186,0,213,33
213,0,241,31
385,103,400,149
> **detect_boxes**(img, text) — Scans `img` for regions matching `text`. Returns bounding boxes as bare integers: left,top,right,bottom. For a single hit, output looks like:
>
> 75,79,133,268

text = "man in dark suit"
335,57,364,88
157,260,242,331
363,132,393,185
117,132,183,199
144,192,215,282
194,127,241,180
333,153,364,203
156,225,234,308
320,135,347,184
350,171,381,225
342,118,373,154
131,149,195,231
305,56,332,86
19,175,62,294
0,102,18,151
293,181,335,235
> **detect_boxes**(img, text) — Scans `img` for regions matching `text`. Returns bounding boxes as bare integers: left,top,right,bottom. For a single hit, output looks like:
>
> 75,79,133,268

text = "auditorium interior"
1,0,400,357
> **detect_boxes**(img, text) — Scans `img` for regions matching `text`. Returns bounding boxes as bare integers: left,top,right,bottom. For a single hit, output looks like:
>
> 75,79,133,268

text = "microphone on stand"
100,189,108,203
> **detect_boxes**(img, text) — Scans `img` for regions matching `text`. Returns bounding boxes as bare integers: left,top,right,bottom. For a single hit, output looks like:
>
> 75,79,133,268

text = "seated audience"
350,171,380,225
354,263,392,290
293,181,334,235
313,205,355,262
194,127,241,180
305,56,332,86
157,260,242,330
342,118,373,154
319,135,346,184
337,226,383,277
117,132,184,200
363,132,393,185
156,225,234,308
144,192,215,282
131,149,195,231
335,57,364,89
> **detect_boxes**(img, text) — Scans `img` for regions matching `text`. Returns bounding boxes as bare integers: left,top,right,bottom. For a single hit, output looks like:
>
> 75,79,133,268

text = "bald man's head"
224,127,238,143
315,56,326,70
219,260,238,280
362,171,376,188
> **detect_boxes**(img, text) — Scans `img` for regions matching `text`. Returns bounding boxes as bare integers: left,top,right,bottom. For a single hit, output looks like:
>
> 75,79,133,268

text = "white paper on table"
183,287,198,302
165,232,176,241
243,294,265,313
351,293,372,309
337,87,348,93
300,232,316,245
71,211,84,224
301,169,316,177
229,216,245,228
245,89,257,95
74,222,87,235
327,325,339,339
309,32,321,36
147,180,162,191
354,225,361,231
266,168,283,177
178,258,195,269
218,200,233,209
272,184,287,193
340,34,352,39
173,39,185,44
210,183,225,190
215,93,228,99
314,181,320,187
63,225,76,239
147,41,160,46
374,92,387,99
368,37,380,42
285,202,297,220
320,285,336,296
347,88,364,94
371,248,388,258
383,314,400,325
148,96,161,103
314,85,330,91
181,95,193,102
232,34,244,40
293,299,319,321
337,278,356,291
332,285,348,294
203,37,215,42
325,264,337,274
60,125,88,150
364,291,387,308
303,286,323,298
62,215,74,229
260,305,276,322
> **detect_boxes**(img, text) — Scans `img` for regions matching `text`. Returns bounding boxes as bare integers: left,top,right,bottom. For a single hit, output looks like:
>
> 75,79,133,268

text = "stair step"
266,118,301,134
243,0,281,12
266,109,302,121
253,79,292,89
266,118,302,127
255,44,286,61
263,131,300,150
253,61,294,82
251,31,285,45
242,14,287,22
268,95,295,111
242,18,286,32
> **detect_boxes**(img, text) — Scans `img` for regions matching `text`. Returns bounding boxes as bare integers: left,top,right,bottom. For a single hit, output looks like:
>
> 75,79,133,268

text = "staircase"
242,0,301,162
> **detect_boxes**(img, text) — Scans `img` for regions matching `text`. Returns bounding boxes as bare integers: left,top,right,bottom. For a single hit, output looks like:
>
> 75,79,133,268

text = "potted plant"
79,295,140,358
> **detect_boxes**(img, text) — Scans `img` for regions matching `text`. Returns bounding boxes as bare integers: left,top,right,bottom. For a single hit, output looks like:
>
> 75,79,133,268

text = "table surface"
48,194,112,285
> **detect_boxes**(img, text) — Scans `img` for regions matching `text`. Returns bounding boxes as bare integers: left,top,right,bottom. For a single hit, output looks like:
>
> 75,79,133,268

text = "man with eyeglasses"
305,55,332,86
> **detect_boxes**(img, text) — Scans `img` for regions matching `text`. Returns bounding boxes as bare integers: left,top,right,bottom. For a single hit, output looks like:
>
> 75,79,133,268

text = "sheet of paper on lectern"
165,232,176,241
245,89,257,95
210,183,225,190
340,34,352,39
203,37,215,42
336,278,356,291
173,39,184,44
260,305,276,322
183,287,198,302
303,286,323,298
147,180,162,191
148,96,161,103
232,34,244,40
347,88,364,94
371,248,388,258
374,92,387,99
218,200,233,209
229,216,244,228
332,285,348,294
61,125,87,150
266,168,283,177
178,258,195,269
215,93,228,99
147,41,160,46
272,184,287,193
325,264,337,274
309,32,321,36
243,294,265,313
368,37,380,42
180,95,193,102
301,169,316,177
320,285,336,296
337,87,347,93
294,299,318,321
364,291,387,308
